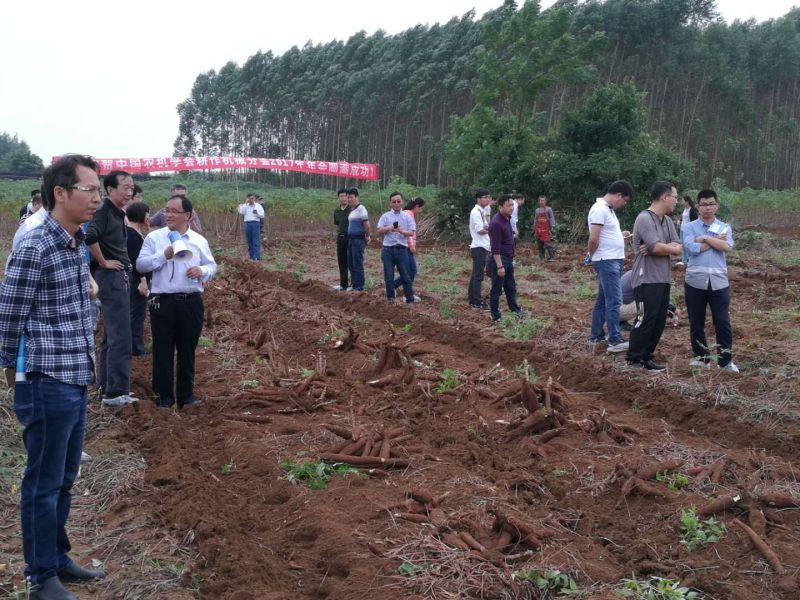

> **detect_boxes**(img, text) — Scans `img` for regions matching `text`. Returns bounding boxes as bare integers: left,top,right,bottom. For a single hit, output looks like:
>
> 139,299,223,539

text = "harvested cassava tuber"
758,493,800,508
697,493,745,517
395,512,429,524
635,459,684,481
732,518,785,575
458,531,486,553
441,533,469,551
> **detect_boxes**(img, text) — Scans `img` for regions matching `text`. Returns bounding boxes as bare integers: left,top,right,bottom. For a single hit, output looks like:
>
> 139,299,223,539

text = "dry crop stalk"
222,414,272,424
732,518,785,575
318,453,410,468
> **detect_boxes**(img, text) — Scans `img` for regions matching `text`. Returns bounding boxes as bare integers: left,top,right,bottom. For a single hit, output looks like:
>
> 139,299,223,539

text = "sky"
1,0,797,164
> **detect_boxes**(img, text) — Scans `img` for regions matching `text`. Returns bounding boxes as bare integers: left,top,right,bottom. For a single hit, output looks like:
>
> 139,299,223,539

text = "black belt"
386,244,408,249
155,292,201,300
348,235,365,240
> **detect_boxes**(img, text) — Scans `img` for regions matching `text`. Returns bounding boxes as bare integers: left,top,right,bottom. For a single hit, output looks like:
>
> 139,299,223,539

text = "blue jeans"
244,221,261,260
348,238,366,290
382,245,413,301
590,259,624,343
14,374,87,586
394,252,417,288
489,255,520,321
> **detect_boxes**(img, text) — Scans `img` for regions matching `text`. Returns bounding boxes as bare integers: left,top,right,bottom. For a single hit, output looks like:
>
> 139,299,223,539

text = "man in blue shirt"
681,189,737,372
488,195,522,322
376,192,418,303
0,154,107,599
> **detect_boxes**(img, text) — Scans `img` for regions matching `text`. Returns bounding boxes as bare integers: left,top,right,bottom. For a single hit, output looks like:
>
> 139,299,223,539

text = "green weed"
496,314,546,340
398,323,412,333
514,360,538,382
197,336,213,348
680,507,726,551
512,569,578,594
437,299,456,319
655,471,689,492
280,460,360,490
239,379,259,389
220,460,236,475
435,368,460,394
397,560,431,577
616,576,698,599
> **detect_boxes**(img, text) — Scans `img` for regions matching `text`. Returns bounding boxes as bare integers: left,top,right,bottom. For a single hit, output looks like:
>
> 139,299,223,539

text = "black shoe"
58,561,106,582
31,576,77,600
156,397,175,409
469,302,490,312
642,360,666,373
179,396,201,408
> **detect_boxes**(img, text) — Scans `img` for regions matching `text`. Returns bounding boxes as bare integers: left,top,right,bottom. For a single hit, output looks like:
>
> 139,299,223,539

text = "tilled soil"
107,236,800,600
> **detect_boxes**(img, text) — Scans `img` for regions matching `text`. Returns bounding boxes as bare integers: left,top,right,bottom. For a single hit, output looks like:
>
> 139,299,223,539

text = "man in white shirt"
468,188,493,311
587,180,633,353
136,195,217,409
238,193,265,260
510,193,525,237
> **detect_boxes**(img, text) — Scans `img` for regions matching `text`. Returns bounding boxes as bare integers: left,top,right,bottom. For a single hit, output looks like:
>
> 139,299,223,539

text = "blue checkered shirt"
0,216,95,385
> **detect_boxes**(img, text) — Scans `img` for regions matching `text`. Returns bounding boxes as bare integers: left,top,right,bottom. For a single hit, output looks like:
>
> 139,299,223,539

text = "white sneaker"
406,295,421,303
101,394,136,407
332,285,343,291
125,392,139,402
689,358,710,368
80,451,91,462
346,287,353,292
606,341,629,353
719,362,739,373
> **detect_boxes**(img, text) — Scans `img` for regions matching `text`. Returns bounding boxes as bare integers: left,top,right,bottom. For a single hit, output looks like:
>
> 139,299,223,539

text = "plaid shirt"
0,216,95,385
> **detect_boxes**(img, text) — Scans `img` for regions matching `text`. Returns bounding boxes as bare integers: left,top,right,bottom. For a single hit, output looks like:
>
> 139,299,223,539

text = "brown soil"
5,231,800,599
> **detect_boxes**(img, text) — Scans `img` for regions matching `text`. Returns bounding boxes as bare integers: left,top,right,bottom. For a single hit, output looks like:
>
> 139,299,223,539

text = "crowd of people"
0,158,737,599
0,155,217,599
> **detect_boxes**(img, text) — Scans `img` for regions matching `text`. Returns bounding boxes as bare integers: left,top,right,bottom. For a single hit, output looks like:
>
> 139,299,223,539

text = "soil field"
2,226,800,600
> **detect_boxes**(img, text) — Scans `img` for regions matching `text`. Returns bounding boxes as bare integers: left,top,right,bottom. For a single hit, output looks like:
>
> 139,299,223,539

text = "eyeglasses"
164,208,188,214
698,202,717,207
68,185,102,196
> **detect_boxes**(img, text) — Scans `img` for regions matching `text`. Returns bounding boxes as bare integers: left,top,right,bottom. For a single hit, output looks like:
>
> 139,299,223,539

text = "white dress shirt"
238,202,264,222
469,204,491,251
136,227,217,294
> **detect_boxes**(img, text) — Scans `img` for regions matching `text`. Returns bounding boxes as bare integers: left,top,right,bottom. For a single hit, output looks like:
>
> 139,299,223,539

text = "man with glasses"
587,180,633,353
0,155,107,600
681,189,737,372
148,183,203,233
86,170,137,406
468,188,492,311
625,181,682,372
376,192,417,303
136,195,217,409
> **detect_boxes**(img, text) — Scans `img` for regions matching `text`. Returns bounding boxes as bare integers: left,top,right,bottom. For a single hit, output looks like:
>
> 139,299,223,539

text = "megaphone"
168,230,193,262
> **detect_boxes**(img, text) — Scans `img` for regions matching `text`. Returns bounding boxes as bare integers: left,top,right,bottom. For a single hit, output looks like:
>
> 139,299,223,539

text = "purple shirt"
488,212,515,258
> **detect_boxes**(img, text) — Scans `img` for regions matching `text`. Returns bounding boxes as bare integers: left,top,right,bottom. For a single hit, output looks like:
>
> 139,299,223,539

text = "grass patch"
437,299,456,319
280,459,360,489
512,569,579,594
680,507,726,551
434,368,460,394
617,576,699,599
495,314,546,340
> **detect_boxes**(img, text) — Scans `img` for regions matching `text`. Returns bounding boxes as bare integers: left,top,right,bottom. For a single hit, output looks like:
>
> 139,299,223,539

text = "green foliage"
514,360,538,382
496,314,546,340
0,132,43,175
397,560,431,577
220,460,235,475
435,368,460,394
616,576,698,600
398,323,412,333
280,460,360,490
239,379,259,389
512,569,579,594
680,507,726,551
197,336,213,348
655,471,689,492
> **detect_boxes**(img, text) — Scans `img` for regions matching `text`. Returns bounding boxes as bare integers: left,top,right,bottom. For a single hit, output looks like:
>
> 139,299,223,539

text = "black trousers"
130,283,148,356
468,247,489,305
627,283,670,364
685,283,732,367
149,294,204,406
336,235,349,288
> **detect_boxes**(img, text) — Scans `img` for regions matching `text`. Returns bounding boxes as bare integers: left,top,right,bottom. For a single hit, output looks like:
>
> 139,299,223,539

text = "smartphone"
393,221,399,229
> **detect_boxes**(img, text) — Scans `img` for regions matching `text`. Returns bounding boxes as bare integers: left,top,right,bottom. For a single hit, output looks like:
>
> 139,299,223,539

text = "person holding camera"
238,193,265,260
376,192,418,303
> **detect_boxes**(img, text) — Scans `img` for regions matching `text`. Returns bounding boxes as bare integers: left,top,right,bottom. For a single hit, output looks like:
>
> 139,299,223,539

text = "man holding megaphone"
136,195,217,409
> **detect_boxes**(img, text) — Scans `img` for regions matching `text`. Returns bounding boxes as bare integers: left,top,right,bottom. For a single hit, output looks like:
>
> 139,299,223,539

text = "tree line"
174,0,800,192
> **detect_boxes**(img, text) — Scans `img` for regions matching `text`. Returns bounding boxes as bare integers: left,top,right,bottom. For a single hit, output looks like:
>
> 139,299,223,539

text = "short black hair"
405,197,425,210
606,180,634,199
31,195,42,206
30,189,40,197
246,193,256,199
497,194,514,207
168,194,193,214
337,188,348,196
41,154,100,211
133,184,143,196
389,191,403,201
696,189,717,202
650,181,675,201
348,188,359,197
103,170,131,194
170,183,188,192
126,201,149,224
475,188,491,199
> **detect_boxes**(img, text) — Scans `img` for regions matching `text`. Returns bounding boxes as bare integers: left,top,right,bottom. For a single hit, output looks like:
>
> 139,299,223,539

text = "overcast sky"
1,0,796,163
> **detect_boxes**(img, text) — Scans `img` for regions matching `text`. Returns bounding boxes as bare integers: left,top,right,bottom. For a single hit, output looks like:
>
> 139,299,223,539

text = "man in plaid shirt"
0,155,107,599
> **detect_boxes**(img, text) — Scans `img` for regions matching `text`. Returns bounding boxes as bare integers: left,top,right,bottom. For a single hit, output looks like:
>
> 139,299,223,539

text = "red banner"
53,156,379,180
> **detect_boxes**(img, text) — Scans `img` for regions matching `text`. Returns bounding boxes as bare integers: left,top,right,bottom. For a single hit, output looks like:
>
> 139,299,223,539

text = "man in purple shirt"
488,195,522,322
